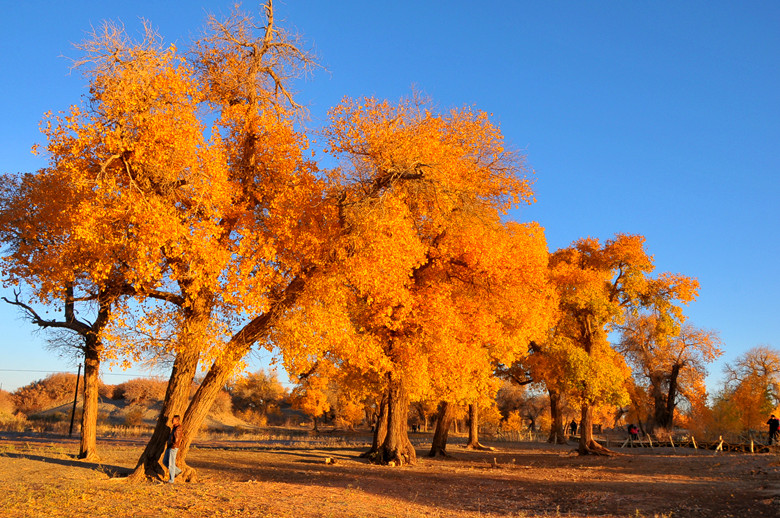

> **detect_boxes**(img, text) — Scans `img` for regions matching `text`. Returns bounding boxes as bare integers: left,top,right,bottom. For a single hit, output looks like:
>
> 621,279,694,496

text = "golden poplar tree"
548,234,699,454
274,95,552,465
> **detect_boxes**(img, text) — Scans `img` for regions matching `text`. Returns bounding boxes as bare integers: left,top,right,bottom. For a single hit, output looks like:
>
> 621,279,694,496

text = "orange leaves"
324,96,534,216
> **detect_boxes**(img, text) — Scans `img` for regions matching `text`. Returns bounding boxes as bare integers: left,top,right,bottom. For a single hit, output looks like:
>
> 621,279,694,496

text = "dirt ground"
0,431,778,517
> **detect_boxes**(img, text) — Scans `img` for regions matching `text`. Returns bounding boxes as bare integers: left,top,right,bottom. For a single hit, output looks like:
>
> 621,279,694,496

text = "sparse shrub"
112,378,167,405
0,389,15,416
98,383,114,399
209,390,233,416
12,373,78,414
124,405,146,427
235,409,268,427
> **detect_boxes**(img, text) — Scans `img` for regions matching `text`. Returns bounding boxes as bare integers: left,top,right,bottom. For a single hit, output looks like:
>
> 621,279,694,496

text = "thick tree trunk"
429,401,454,457
78,342,100,461
376,373,415,465
662,364,680,430
547,389,567,444
577,404,613,455
176,352,243,480
128,347,199,482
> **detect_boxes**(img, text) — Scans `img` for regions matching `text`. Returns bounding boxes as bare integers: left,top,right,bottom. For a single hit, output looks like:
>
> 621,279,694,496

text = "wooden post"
750,439,754,453
715,436,723,453
68,364,82,437
691,435,697,449
669,434,675,450
648,434,654,449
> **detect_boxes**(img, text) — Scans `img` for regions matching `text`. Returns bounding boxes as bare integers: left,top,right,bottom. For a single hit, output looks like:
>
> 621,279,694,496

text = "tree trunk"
128,347,199,481
577,403,613,455
176,352,243,480
465,403,492,450
376,373,415,465
429,401,454,457
547,389,567,444
362,394,388,458
662,364,681,430
78,341,100,461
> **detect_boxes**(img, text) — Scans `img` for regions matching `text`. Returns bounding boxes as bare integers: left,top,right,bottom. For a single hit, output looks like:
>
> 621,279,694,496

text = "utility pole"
68,364,82,437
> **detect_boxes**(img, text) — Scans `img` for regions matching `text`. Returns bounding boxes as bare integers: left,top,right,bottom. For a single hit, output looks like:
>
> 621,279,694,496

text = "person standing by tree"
767,414,779,445
164,415,183,483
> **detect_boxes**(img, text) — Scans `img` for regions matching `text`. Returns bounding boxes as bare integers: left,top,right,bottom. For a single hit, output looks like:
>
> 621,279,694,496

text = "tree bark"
465,403,493,450
78,341,100,460
429,401,454,457
577,403,613,455
375,373,415,465
128,346,199,481
547,388,567,444
175,350,243,480
656,364,681,430
168,272,311,481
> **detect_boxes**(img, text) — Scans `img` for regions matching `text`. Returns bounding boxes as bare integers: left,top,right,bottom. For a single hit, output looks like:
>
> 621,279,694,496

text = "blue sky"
1,1,778,392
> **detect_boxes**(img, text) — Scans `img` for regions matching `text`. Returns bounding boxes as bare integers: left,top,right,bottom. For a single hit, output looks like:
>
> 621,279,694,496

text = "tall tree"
619,315,722,431
276,95,551,465
548,234,699,455
4,1,325,482
720,346,780,432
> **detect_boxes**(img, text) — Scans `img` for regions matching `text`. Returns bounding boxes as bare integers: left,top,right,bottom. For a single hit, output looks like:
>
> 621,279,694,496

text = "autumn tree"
0,118,134,461
275,94,550,466
719,346,780,434
619,314,722,431
3,0,325,482
548,234,698,455
229,370,287,423
291,370,331,431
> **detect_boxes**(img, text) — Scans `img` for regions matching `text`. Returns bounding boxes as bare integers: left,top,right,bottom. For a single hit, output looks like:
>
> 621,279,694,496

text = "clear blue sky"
1,1,778,392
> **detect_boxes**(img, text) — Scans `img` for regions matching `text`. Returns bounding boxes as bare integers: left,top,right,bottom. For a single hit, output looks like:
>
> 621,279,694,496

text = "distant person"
767,414,780,445
628,424,639,441
164,415,183,483
569,419,577,436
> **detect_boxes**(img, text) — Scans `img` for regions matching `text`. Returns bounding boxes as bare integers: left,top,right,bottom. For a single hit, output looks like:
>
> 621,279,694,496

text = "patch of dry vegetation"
0,434,777,517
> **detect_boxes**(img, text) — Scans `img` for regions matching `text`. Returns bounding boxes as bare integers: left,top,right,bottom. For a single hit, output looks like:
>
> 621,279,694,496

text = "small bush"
0,389,16,415
124,405,146,427
12,373,78,414
209,390,233,416
112,378,167,405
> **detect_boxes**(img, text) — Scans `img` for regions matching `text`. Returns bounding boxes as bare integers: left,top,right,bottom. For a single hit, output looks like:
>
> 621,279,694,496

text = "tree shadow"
2,452,132,478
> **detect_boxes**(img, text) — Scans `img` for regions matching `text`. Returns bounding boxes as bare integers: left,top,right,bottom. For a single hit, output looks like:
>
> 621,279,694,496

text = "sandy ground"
0,431,778,517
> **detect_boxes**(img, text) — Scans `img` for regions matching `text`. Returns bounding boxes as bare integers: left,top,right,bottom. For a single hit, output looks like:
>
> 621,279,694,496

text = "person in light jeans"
163,414,183,483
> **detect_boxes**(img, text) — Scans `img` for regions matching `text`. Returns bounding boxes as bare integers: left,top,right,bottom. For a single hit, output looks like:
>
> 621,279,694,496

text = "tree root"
464,442,495,451
428,447,450,458
363,447,415,466
577,440,622,456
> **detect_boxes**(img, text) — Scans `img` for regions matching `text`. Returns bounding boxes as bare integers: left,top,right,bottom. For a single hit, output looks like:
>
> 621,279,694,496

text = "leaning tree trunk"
577,403,613,455
176,352,243,481
128,346,199,482
176,274,311,480
361,394,388,458
78,341,101,460
547,388,567,444
376,373,416,465
429,401,455,457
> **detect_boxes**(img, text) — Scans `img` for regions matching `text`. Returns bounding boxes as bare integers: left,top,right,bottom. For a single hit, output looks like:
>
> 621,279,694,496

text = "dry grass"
0,431,778,517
